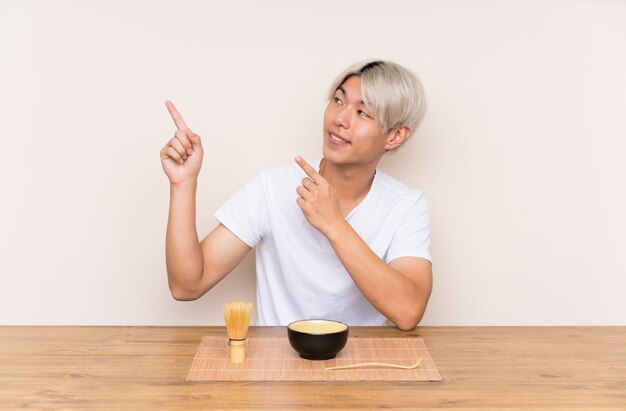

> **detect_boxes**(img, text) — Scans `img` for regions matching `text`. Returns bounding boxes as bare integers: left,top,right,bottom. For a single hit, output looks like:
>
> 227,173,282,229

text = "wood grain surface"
1,326,625,410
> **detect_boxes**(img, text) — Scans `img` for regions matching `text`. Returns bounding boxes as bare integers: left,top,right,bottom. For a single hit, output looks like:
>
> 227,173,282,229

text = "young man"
160,60,432,330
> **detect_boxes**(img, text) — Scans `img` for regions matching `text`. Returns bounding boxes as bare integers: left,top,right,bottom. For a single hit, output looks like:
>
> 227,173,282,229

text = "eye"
333,96,343,105
357,109,371,119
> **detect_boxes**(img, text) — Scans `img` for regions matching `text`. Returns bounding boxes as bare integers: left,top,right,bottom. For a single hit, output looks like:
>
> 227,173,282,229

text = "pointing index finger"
165,100,189,130
295,156,322,183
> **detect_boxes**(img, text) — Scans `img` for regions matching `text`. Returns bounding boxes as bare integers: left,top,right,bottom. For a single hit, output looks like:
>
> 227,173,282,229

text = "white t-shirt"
214,159,431,326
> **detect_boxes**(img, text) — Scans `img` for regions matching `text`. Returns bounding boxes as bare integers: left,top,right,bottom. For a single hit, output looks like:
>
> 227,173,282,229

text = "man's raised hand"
295,156,343,235
160,101,204,186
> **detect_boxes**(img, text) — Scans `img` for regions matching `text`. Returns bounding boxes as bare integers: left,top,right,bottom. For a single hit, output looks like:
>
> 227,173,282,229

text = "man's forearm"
325,221,426,330
166,179,204,298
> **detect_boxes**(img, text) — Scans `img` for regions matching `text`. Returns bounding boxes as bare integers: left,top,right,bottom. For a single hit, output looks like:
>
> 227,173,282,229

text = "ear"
384,127,411,151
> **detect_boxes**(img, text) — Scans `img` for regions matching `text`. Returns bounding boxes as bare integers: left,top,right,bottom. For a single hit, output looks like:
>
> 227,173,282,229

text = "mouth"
328,132,350,145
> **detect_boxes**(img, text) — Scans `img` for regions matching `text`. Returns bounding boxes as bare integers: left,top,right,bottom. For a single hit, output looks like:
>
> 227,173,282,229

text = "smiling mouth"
328,132,350,144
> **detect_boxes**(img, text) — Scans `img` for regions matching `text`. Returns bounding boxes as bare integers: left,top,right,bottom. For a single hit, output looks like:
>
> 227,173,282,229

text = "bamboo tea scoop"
326,357,422,371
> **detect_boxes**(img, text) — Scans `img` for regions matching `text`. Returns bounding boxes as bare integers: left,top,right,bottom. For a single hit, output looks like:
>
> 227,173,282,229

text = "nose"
334,106,350,129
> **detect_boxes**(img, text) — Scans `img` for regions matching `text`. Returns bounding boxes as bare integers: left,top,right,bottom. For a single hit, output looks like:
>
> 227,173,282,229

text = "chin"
322,145,344,164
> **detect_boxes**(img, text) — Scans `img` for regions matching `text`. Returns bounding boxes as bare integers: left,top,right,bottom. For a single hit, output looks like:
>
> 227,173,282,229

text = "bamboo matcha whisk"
223,301,253,363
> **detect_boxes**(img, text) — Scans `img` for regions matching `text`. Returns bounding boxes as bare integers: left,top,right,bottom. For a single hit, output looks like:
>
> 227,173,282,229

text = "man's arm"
161,101,251,301
294,157,432,330
324,222,432,330
166,177,251,300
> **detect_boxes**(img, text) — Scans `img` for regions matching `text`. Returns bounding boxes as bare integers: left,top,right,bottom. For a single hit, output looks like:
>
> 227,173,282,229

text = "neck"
320,158,378,203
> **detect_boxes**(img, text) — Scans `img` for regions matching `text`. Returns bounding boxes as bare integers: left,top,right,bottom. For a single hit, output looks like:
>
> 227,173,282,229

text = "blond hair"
327,60,427,137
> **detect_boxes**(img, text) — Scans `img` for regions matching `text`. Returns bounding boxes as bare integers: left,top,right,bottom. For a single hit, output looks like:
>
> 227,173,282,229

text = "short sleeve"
214,172,270,247
385,193,432,263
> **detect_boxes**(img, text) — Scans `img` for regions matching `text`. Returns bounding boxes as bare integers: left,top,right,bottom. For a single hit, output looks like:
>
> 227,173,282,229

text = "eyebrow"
337,86,366,106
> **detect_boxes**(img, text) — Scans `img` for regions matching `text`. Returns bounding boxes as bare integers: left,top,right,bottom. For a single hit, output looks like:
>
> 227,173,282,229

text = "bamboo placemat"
187,336,442,381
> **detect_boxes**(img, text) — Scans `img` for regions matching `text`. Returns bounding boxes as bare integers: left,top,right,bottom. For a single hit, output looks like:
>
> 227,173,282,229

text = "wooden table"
1,326,625,409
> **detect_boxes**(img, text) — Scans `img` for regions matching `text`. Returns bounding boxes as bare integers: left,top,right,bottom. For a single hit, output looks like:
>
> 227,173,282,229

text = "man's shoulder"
375,169,425,203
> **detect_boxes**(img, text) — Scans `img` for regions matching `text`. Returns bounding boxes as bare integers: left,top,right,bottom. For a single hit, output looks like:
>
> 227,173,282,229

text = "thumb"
186,129,203,150
185,130,204,158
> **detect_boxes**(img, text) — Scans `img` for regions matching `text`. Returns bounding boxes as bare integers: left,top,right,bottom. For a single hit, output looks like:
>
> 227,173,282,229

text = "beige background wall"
1,0,624,326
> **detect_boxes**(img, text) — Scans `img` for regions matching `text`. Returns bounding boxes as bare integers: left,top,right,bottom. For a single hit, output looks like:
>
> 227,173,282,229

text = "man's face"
323,75,391,166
